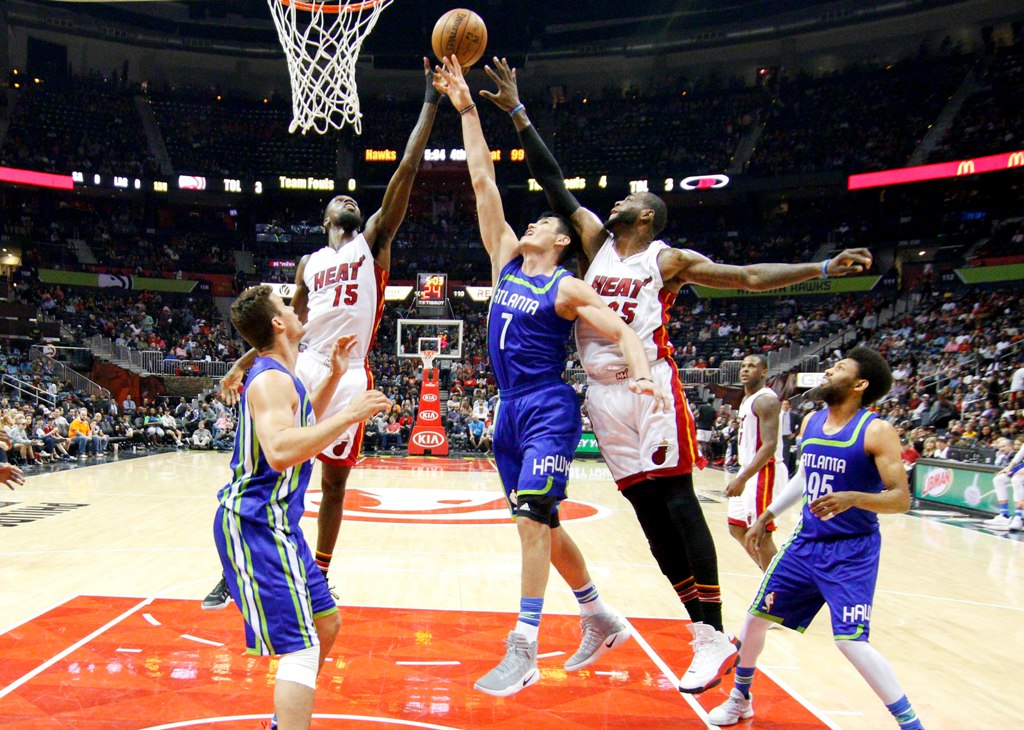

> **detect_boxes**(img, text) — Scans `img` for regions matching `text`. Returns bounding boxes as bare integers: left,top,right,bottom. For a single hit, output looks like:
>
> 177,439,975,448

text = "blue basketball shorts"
493,382,582,526
214,506,338,656
748,530,880,641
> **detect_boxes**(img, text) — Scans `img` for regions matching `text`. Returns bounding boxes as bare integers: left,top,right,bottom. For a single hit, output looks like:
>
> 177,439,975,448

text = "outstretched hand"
344,389,392,424
628,378,671,414
423,57,442,104
329,334,359,377
432,56,474,111
480,57,521,112
825,248,873,277
0,464,25,490
219,369,244,407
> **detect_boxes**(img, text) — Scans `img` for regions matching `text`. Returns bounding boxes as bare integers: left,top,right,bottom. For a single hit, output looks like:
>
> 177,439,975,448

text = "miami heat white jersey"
738,386,784,467
576,236,675,379
301,234,386,363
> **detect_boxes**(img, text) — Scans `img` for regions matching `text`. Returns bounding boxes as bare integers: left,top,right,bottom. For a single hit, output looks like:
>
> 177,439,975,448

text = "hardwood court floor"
1,452,1020,729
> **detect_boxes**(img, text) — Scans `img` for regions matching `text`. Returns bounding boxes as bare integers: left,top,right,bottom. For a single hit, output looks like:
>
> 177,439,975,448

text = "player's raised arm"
363,58,441,268
659,247,874,292
433,56,519,280
810,418,911,519
555,277,670,412
481,57,608,261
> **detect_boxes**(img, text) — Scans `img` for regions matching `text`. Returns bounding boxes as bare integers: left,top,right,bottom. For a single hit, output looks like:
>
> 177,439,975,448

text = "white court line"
0,596,153,701
143,613,161,626
537,650,565,658
0,547,210,557
116,648,142,653
0,594,77,637
875,588,1024,613
395,660,460,666
142,714,462,730
754,665,844,730
180,634,223,647
619,617,712,728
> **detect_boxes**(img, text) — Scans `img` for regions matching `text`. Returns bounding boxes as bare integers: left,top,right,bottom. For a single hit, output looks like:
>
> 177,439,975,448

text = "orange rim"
278,0,386,13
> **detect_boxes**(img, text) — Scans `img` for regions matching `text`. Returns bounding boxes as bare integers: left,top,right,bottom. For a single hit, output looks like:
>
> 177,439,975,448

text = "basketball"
431,8,488,68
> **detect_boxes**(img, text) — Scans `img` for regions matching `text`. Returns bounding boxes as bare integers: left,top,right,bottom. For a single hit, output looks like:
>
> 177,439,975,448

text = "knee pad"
276,643,319,690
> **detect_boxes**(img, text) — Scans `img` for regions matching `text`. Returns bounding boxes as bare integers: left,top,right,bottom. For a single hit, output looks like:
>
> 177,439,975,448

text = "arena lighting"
848,149,1024,190
0,166,74,190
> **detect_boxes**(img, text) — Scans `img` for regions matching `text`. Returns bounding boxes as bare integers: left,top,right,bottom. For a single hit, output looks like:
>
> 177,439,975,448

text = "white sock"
514,621,539,642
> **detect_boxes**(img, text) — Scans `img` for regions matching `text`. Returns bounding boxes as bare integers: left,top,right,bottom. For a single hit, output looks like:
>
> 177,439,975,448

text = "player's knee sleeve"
276,644,320,690
994,473,1010,501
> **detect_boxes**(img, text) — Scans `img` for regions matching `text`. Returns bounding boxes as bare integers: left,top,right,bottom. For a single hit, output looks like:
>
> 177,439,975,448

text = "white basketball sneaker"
474,631,539,697
983,514,1014,531
708,688,754,726
679,623,739,693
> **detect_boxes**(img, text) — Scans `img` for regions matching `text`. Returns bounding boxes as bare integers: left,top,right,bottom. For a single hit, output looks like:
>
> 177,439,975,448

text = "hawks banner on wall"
691,275,881,298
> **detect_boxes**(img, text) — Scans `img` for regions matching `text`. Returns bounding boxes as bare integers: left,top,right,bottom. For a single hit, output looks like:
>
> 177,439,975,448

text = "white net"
266,0,395,135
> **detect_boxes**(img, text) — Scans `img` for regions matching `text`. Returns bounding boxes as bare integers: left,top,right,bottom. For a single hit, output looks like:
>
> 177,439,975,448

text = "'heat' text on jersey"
312,255,365,292
590,275,652,299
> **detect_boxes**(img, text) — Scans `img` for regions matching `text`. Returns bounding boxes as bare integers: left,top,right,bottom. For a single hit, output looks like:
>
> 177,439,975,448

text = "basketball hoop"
266,0,394,135
420,350,437,371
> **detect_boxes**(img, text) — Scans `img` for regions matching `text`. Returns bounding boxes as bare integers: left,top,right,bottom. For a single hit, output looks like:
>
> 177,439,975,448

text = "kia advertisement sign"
411,431,446,449
408,366,448,456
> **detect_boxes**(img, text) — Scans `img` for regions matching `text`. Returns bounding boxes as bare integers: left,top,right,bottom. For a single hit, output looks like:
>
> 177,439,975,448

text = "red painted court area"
0,597,827,729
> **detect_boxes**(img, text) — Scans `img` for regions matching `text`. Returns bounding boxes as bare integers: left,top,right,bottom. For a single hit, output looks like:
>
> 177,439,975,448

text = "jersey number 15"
333,284,358,307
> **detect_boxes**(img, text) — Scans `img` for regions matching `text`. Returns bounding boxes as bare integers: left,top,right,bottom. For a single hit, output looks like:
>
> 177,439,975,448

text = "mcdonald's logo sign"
956,160,976,176
1008,152,1024,169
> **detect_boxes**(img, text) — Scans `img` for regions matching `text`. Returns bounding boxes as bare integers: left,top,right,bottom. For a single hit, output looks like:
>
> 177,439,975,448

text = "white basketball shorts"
585,359,703,490
295,349,369,466
727,459,789,532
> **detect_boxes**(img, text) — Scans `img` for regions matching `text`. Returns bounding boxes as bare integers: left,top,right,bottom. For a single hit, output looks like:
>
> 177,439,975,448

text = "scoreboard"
416,272,447,307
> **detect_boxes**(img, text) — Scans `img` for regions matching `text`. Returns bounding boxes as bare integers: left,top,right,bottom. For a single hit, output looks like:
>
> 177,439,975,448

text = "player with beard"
204,60,441,609
708,348,923,729
479,57,872,693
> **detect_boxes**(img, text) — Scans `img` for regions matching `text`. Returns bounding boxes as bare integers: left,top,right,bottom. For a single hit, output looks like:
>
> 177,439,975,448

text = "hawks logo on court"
305,487,609,525
650,440,673,466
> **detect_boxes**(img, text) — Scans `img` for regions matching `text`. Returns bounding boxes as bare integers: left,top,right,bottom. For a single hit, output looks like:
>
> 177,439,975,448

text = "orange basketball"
431,8,488,68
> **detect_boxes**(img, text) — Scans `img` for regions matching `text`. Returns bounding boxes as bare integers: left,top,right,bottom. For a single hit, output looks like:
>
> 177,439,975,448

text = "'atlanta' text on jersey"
491,286,540,315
